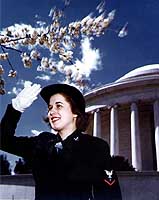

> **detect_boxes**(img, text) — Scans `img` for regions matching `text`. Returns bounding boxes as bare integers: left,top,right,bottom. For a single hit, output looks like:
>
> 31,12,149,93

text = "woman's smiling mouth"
51,116,61,122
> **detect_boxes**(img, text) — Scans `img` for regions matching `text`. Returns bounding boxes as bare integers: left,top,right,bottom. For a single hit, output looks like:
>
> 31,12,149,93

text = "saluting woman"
0,83,122,200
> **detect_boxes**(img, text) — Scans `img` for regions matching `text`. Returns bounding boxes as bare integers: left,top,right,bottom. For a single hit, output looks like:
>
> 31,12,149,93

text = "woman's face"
48,93,77,135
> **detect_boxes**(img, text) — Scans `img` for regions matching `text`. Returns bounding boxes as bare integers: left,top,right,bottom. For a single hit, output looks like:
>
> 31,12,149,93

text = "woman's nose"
49,107,57,115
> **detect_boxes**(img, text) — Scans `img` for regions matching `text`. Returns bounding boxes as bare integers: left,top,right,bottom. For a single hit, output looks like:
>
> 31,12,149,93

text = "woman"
0,83,122,200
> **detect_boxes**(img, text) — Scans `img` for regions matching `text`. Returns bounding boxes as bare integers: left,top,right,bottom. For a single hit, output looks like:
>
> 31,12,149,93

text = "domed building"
85,64,159,171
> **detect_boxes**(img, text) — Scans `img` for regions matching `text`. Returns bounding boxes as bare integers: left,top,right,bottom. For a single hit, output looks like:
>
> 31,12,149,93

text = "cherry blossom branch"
0,1,128,94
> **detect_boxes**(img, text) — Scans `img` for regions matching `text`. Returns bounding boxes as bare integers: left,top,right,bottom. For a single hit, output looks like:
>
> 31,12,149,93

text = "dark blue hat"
40,84,86,114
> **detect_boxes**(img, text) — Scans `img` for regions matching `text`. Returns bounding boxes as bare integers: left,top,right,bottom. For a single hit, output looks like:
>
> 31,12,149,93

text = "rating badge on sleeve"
103,170,116,186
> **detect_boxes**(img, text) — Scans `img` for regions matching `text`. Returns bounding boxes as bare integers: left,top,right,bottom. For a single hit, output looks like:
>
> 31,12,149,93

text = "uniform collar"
58,129,81,147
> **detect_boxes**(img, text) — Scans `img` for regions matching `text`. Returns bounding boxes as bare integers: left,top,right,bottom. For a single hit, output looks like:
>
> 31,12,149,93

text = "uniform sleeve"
93,139,122,200
0,104,36,159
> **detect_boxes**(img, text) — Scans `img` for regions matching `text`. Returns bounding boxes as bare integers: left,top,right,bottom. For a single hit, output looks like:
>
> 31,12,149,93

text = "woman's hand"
12,83,42,112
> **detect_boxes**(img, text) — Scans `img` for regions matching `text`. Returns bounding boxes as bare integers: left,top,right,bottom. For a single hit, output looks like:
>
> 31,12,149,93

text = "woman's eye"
47,103,63,112
56,104,62,109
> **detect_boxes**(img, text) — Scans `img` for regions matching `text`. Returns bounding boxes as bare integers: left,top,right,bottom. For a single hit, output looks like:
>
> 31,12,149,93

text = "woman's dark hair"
43,92,89,132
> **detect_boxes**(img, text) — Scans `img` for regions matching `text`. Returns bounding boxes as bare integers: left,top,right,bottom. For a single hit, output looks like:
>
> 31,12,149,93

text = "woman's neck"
58,127,77,140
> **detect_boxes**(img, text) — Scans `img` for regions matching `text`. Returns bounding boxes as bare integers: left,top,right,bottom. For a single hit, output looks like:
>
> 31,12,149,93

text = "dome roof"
116,64,159,82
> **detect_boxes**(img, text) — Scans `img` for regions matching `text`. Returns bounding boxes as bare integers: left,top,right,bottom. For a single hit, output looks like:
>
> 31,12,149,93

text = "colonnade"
88,100,159,171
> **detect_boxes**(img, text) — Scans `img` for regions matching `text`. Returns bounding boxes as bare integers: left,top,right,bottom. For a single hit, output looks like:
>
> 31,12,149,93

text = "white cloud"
35,74,51,81
58,37,102,91
77,36,101,76
31,129,42,136
63,36,101,80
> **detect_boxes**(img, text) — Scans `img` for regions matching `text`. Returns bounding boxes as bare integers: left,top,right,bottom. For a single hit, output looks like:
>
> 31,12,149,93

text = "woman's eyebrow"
55,101,63,104
48,101,64,108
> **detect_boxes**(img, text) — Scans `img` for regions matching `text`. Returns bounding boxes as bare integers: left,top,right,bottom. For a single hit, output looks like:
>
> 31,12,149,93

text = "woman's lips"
51,116,60,122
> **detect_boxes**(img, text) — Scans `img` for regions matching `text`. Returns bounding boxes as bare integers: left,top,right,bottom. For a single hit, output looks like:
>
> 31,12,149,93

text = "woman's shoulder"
79,133,110,160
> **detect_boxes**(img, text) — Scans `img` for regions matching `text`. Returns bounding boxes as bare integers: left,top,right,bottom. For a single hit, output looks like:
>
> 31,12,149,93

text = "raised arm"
0,83,41,157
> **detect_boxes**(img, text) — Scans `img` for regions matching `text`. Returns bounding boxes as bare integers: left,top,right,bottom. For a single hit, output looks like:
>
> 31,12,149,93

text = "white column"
93,109,101,138
130,102,142,171
153,100,159,171
110,105,119,156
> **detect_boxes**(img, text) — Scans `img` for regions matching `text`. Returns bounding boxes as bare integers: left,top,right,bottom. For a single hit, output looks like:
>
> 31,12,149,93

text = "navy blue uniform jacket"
0,104,122,200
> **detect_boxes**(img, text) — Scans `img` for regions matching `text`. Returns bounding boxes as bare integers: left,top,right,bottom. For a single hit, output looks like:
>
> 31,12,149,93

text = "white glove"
12,83,42,112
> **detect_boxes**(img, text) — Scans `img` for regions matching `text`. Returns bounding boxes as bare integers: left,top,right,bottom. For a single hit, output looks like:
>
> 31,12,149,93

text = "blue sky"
1,0,159,168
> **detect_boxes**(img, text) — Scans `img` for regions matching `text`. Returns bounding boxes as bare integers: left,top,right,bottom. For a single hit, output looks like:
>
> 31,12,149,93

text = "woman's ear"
73,113,78,119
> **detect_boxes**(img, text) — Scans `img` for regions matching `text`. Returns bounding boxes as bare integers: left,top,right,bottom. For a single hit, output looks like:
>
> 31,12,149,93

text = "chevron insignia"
104,179,115,186
103,170,115,186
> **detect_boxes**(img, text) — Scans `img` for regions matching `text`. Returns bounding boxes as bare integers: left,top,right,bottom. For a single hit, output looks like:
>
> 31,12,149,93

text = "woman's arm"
0,104,22,150
0,104,36,158
0,83,41,158
92,139,122,200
